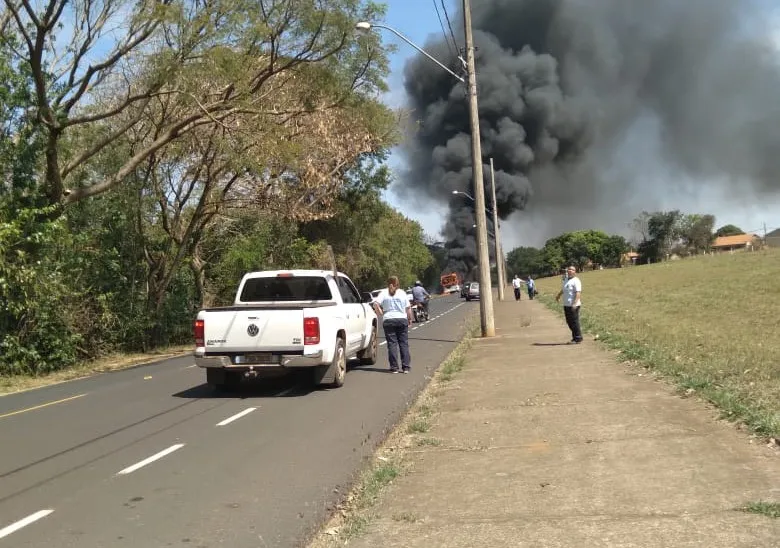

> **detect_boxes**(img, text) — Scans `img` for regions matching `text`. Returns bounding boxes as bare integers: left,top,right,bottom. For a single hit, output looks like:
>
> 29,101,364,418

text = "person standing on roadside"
526,276,535,300
372,276,413,373
556,265,583,344
512,274,523,301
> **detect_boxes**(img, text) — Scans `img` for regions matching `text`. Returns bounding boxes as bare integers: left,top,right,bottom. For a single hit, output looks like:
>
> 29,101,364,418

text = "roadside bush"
0,206,82,375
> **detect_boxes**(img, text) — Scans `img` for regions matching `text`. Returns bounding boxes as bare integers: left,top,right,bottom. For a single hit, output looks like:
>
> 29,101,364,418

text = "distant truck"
440,272,461,294
193,270,378,390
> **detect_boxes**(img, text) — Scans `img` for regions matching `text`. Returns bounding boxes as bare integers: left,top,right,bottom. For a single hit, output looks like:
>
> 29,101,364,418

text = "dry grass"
0,345,192,395
535,248,780,438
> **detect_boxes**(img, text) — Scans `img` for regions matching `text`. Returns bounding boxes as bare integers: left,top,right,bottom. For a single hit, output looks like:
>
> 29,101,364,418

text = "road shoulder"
0,346,192,396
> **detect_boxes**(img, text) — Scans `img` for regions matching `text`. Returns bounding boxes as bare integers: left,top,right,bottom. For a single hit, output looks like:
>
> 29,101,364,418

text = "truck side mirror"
361,292,373,303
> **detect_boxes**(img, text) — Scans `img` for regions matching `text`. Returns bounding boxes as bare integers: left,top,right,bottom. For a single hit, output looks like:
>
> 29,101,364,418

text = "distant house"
766,228,780,248
711,233,760,252
621,251,639,266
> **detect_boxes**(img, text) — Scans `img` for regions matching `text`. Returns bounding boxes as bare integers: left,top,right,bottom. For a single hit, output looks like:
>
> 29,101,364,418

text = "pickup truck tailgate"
203,308,305,353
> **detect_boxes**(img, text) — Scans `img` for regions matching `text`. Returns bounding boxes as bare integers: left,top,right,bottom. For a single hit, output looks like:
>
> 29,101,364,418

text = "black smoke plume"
397,0,780,276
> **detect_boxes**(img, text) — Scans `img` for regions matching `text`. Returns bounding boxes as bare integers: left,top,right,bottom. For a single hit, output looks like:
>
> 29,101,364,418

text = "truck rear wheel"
358,325,378,366
331,337,346,387
310,338,347,388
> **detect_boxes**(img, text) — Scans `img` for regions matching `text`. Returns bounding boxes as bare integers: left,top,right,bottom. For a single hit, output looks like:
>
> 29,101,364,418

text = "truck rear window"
239,277,333,302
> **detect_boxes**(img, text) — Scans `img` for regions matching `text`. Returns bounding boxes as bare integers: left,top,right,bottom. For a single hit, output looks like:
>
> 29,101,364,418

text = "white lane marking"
0,510,54,539
379,341,387,346
216,407,257,426
186,364,197,369
117,444,185,475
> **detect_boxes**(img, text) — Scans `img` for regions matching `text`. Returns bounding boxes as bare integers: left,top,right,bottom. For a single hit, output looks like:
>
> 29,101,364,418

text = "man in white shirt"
555,265,583,344
372,276,413,373
511,274,524,301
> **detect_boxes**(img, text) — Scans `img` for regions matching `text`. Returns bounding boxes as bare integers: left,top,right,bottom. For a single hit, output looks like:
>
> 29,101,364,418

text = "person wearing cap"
410,280,430,319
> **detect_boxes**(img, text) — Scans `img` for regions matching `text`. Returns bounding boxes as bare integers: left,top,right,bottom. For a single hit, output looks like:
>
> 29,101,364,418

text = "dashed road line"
0,393,86,420
117,443,185,475
0,509,54,539
377,301,465,346
216,407,257,426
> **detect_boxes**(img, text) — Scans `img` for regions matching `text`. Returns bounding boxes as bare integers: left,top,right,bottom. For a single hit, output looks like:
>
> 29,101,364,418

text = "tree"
601,235,629,267
1,0,391,205
539,229,624,272
421,239,448,290
715,224,744,237
299,157,433,289
679,214,715,254
629,211,651,245
638,210,682,263
506,246,545,278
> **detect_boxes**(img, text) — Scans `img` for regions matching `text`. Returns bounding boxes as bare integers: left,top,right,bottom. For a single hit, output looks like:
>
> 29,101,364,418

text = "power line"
440,0,460,53
432,0,455,57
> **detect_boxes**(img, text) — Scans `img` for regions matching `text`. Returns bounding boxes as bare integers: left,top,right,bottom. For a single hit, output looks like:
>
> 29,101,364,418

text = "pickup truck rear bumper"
194,351,324,369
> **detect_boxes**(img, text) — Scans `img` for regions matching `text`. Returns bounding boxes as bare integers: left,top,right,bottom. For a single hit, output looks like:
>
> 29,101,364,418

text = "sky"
377,0,780,248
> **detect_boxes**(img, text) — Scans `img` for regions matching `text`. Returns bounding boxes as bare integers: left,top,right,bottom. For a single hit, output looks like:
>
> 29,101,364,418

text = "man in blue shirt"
410,280,430,318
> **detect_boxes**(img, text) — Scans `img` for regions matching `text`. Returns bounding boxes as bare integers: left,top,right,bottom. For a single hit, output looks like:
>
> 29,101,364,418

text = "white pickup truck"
193,270,379,390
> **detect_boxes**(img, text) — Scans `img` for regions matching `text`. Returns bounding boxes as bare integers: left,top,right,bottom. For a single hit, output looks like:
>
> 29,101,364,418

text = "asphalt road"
0,294,476,547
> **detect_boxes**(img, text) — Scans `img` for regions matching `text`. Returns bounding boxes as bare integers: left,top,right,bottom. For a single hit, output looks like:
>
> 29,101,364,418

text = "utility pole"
463,0,495,337
489,158,505,301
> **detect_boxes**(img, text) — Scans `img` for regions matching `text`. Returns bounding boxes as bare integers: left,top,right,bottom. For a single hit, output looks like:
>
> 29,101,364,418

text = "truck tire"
207,369,240,391
310,338,347,388
331,337,347,387
358,325,378,366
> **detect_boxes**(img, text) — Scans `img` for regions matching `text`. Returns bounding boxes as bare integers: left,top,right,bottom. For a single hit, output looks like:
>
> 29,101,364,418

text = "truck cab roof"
242,270,348,279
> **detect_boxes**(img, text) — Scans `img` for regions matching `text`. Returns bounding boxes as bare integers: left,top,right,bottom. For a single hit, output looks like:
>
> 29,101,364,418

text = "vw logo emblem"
247,324,259,337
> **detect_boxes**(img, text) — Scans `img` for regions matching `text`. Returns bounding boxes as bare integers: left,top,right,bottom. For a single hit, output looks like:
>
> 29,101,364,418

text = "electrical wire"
432,0,455,58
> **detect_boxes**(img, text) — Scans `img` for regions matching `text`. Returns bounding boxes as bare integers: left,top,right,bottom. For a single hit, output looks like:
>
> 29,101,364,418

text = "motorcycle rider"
411,280,430,320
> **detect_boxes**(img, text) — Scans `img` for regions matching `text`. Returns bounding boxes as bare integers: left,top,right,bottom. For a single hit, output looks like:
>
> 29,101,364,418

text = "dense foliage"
0,0,435,376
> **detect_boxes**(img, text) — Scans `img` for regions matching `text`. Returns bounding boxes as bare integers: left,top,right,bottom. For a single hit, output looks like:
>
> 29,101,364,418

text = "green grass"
535,249,780,438
338,461,402,539
416,437,442,447
407,403,434,433
736,501,780,519
391,511,420,523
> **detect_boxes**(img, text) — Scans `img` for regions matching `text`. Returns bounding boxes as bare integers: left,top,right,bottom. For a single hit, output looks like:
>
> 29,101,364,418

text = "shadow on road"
349,366,396,374
172,375,315,399
532,342,572,347
174,360,392,399
408,336,461,343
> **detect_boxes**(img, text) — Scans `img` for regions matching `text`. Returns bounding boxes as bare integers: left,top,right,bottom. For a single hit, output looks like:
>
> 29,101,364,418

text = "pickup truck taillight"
303,317,320,345
194,319,205,347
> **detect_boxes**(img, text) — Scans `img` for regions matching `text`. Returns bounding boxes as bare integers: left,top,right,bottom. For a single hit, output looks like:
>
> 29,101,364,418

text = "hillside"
534,249,780,438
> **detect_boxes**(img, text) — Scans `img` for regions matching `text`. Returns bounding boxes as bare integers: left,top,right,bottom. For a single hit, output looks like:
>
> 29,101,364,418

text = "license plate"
234,354,278,365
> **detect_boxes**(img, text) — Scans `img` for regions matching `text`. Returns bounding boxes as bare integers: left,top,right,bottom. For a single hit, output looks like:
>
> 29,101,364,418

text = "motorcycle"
411,299,429,323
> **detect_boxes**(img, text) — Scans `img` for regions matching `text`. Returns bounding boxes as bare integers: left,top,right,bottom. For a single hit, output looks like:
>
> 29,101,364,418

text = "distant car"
460,282,472,298
465,282,480,301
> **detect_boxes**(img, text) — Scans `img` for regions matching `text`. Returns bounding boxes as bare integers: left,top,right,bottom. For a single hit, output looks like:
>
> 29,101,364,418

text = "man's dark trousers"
564,305,583,343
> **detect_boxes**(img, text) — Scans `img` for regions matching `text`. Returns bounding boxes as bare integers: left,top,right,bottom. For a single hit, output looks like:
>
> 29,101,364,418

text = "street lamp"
357,16,495,337
355,22,465,83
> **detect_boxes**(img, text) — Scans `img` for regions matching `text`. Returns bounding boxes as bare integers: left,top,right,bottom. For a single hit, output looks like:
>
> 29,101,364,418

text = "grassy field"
534,248,780,439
